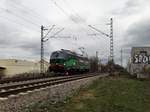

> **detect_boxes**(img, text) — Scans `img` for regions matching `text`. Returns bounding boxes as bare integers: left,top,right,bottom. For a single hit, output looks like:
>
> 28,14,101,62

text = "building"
0,59,49,78
128,47,150,78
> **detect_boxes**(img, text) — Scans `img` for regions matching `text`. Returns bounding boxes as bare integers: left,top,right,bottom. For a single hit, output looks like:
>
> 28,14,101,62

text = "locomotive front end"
49,51,66,73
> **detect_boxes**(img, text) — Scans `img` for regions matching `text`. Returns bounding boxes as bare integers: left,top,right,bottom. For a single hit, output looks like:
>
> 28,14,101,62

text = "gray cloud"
123,18,150,48
112,0,142,16
4,0,48,27
0,22,41,58
16,40,40,55
0,24,18,46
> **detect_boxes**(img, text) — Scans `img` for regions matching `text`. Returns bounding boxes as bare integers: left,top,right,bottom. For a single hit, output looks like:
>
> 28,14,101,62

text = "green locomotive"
49,49,90,75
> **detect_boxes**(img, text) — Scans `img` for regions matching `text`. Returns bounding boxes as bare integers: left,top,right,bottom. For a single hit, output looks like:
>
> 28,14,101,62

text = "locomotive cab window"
51,52,67,59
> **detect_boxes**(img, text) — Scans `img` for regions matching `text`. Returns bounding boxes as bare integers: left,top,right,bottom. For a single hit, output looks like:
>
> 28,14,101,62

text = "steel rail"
0,75,52,84
0,75,75,90
0,73,103,97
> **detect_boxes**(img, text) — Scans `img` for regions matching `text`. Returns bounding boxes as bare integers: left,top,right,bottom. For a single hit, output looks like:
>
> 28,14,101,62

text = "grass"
24,75,150,112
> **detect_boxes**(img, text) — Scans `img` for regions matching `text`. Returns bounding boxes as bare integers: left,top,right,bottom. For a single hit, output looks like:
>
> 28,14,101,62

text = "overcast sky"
0,0,150,66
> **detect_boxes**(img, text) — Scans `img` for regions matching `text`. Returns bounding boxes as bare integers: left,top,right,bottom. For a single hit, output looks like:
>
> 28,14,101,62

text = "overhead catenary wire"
51,0,77,24
61,0,89,33
88,25,109,37
0,10,40,33
6,2,43,25
49,28,65,38
62,0,92,35
62,0,86,24
0,7,40,28
43,25,55,39
50,0,89,33
0,15,39,32
0,1,49,32
9,0,50,24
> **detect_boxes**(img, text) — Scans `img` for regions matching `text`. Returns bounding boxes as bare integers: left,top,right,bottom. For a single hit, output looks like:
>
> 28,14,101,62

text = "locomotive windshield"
50,51,67,59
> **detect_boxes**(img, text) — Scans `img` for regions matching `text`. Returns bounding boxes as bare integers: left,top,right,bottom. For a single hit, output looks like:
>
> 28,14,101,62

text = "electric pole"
96,51,98,59
121,48,123,66
88,18,114,63
108,18,114,63
41,25,48,74
96,51,98,71
40,25,64,74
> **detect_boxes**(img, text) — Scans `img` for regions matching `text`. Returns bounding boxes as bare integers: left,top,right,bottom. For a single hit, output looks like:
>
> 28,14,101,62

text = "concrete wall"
128,47,150,78
0,74,108,112
0,59,49,77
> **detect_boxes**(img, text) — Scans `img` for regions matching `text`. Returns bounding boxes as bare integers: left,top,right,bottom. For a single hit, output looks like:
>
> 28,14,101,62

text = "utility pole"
40,25,64,74
96,51,98,71
88,18,114,63
40,25,48,74
108,18,114,63
121,48,123,66
96,51,98,59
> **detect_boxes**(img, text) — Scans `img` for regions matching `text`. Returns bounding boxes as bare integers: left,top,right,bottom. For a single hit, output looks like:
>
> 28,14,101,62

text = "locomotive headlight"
73,62,76,65
64,63,66,65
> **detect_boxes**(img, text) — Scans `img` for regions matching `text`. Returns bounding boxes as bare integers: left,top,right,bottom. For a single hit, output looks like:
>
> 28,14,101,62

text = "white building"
0,59,49,78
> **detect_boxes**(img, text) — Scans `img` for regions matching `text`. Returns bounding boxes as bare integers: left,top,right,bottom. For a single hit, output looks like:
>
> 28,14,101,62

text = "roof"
61,49,87,58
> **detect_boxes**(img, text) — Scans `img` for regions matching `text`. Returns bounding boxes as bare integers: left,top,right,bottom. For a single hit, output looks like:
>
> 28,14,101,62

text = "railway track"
0,73,103,98
0,74,53,84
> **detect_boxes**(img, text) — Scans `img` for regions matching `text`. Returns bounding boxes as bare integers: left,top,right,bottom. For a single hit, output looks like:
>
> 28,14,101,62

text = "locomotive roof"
52,49,88,59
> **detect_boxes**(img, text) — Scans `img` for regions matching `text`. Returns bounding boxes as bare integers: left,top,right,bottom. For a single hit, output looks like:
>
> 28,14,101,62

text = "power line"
61,0,89,33
51,0,78,24
49,28,64,38
62,0,85,23
88,18,114,62
51,0,88,32
0,14,39,32
88,25,109,37
43,25,55,39
7,3,42,24
61,0,89,29
9,0,50,24
0,7,40,28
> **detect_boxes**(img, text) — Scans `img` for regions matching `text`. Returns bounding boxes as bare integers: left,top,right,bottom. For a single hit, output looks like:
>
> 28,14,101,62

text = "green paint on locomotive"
64,56,90,71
